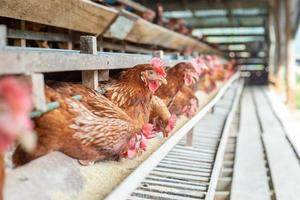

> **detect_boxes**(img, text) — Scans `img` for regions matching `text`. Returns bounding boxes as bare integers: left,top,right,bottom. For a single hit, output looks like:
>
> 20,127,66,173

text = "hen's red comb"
198,58,209,69
150,57,166,77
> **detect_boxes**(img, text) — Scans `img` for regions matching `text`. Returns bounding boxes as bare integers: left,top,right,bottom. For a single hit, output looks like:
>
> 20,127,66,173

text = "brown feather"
13,86,138,166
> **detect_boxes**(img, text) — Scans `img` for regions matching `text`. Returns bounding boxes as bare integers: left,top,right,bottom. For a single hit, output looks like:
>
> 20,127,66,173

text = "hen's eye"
148,70,154,75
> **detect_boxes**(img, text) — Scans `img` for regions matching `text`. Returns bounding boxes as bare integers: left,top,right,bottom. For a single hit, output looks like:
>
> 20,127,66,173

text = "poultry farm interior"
1,0,300,200
1,52,237,199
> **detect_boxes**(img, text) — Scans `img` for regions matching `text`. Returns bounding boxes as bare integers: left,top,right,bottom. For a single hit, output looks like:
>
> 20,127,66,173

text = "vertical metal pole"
186,128,194,146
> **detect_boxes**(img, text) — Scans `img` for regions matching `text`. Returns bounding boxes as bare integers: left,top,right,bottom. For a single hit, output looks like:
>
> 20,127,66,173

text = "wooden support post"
82,71,99,89
29,73,47,111
13,21,26,47
0,25,6,48
274,0,284,91
121,41,126,53
80,36,97,55
192,51,199,58
67,30,73,50
97,37,104,52
153,50,164,58
97,38,109,81
20,21,26,47
285,0,296,107
80,36,99,89
268,6,276,83
186,128,194,146
98,70,109,81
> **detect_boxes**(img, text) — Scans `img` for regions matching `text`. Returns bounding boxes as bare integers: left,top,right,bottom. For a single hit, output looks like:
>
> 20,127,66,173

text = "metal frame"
205,78,244,200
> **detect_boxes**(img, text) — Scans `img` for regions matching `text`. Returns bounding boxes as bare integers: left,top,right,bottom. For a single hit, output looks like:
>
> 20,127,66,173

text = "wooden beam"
0,0,118,34
7,29,72,42
0,47,191,75
125,18,220,54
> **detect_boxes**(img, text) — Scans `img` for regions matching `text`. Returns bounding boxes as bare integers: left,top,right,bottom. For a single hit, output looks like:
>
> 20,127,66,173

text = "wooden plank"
7,28,72,42
28,73,47,111
125,18,219,54
0,47,188,74
103,10,138,40
230,88,270,200
0,0,118,34
253,87,300,200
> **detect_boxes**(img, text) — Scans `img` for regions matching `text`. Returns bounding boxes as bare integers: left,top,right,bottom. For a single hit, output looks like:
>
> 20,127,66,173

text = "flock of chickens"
0,55,236,194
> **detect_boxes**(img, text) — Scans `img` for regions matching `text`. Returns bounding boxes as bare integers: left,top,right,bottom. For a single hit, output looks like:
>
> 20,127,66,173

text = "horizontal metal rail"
30,95,82,118
104,72,240,200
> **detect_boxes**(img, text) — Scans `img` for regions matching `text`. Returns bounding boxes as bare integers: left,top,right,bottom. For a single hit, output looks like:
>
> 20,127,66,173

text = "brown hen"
155,62,199,107
149,95,176,137
13,86,139,166
168,85,198,117
99,59,169,140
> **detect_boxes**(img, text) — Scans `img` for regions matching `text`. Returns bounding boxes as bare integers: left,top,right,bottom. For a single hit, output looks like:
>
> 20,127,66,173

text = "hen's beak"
159,77,167,85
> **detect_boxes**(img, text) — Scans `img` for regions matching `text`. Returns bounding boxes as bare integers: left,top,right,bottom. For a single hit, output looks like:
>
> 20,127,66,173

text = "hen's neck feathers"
107,65,153,107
